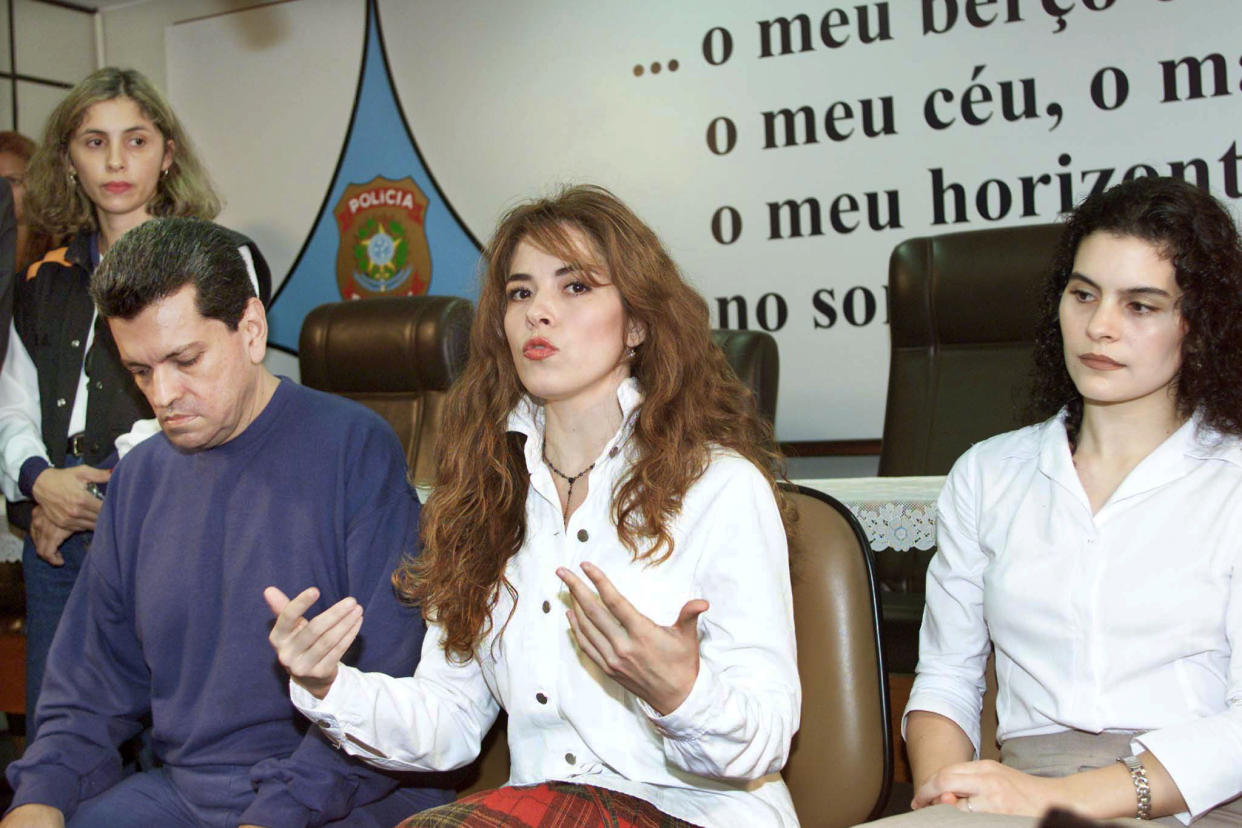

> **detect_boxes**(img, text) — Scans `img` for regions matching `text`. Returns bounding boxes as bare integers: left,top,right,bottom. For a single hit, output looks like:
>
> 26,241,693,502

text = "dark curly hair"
1030,176,1242,444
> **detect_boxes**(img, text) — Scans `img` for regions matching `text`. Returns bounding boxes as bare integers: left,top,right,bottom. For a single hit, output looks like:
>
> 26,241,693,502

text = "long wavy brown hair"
395,185,792,661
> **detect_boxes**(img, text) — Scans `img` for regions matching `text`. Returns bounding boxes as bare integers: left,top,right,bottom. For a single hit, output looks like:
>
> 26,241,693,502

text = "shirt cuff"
238,786,312,828
639,661,721,741
1134,720,1241,822
289,665,361,743
8,763,80,820
18,456,49,499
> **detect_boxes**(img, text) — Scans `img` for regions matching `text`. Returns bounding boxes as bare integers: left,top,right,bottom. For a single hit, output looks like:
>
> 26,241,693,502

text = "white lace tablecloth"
1,498,22,563
794,476,947,552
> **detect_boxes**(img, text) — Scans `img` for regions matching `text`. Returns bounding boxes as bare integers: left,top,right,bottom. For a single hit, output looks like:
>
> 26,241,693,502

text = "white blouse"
292,379,800,827
905,412,1242,821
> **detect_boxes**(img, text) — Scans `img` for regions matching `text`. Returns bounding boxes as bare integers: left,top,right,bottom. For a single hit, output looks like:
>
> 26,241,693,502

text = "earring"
626,346,637,359
162,168,170,178
67,170,76,185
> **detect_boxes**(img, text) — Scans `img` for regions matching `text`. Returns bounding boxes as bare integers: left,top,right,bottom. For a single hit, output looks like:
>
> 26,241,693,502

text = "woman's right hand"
264,586,363,700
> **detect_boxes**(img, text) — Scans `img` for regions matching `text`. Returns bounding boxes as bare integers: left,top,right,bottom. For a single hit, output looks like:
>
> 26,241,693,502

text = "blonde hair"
26,67,220,237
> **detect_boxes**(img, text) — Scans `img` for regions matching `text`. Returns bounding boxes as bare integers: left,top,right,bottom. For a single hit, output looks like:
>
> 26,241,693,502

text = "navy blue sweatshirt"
6,378,451,826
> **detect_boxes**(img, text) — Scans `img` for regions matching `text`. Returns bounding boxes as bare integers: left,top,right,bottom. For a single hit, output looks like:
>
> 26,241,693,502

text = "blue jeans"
68,765,451,828
22,528,90,737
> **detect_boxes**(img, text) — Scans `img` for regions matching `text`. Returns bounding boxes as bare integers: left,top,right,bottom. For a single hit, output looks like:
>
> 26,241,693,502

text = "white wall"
98,0,284,89
154,1,1242,442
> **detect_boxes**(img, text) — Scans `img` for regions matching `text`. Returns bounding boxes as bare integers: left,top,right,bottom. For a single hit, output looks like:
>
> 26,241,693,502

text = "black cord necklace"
543,443,596,511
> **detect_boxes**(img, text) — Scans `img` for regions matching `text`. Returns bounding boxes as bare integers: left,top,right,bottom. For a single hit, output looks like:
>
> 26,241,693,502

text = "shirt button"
565,752,576,764
608,446,619,458
94,381,103,390
56,398,66,407
542,600,551,613
577,529,589,542
536,692,548,704
70,339,80,348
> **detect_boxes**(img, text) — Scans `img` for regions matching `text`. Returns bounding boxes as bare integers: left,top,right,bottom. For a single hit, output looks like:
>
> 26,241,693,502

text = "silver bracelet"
1118,754,1152,820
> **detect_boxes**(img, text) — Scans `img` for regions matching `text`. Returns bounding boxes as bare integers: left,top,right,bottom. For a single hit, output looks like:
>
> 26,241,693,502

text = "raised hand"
264,586,363,700
557,561,707,716
31,465,111,532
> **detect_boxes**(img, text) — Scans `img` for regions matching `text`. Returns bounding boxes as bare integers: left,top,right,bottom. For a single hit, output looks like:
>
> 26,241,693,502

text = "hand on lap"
914,759,1062,817
0,803,65,828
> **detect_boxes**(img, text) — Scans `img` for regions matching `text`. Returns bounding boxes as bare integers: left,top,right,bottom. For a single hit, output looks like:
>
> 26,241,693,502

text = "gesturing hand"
31,465,111,532
264,586,363,700
557,562,707,716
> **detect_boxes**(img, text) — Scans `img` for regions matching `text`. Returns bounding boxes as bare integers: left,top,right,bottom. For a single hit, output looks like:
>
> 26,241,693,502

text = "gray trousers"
865,731,1242,827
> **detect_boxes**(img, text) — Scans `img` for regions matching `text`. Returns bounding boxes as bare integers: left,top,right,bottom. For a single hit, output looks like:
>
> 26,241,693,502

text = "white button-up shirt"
905,412,1242,821
292,379,800,827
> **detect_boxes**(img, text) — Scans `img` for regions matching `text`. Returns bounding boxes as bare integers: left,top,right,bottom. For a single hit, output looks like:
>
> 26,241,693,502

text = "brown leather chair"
711,329,780,425
457,484,893,826
298,296,472,488
784,484,892,826
880,223,1062,476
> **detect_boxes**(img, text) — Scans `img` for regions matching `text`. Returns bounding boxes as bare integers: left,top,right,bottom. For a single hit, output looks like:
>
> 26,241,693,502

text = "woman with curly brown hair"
266,185,800,827
891,177,1242,826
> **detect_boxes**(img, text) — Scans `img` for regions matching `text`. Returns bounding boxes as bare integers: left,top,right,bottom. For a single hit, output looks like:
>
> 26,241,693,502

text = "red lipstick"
103,182,132,194
523,337,557,360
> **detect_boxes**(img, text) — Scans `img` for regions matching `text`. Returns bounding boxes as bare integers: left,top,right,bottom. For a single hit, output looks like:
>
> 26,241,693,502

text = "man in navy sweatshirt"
2,218,453,828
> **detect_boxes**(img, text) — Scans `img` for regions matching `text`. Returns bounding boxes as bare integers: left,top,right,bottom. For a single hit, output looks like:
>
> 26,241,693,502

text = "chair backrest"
711,328,780,425
298,295,472,487
782,484,892,826
880,223,1062,476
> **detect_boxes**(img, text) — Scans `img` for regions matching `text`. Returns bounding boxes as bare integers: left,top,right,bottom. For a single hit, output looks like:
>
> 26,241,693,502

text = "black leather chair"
880,223,1062,476
298,296,472,488
711,329,779,426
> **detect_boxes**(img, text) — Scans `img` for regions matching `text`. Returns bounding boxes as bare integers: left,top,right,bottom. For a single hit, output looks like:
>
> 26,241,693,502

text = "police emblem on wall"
334,176,432,299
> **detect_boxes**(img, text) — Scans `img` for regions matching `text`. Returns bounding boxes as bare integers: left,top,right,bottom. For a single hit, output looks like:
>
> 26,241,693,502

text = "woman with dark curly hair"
886,176,1242,827
266,185,800,827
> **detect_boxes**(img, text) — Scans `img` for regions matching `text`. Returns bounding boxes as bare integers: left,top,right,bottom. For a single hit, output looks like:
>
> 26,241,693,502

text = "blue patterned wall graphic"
266,0,480,352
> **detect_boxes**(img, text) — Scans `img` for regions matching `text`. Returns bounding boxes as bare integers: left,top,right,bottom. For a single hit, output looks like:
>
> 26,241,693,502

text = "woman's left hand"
557,561,707,716
913,759,1064,816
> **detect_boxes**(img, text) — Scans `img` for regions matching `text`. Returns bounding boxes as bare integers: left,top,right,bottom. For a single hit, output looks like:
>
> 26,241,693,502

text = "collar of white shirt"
1031,408,1242,508
505,377,643,475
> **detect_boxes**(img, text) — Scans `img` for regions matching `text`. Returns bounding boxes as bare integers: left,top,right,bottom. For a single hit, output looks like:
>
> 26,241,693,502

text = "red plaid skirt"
396,782,702,827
